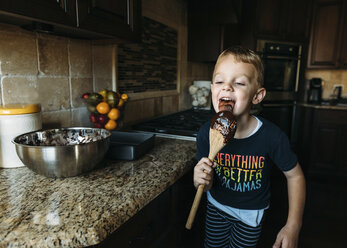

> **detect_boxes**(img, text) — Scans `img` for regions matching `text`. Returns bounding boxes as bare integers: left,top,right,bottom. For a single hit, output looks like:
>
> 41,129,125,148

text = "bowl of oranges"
82,89,128,131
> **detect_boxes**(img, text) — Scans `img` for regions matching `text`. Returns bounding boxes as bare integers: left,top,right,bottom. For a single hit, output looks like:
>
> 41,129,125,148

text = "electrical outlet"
333,84,344,90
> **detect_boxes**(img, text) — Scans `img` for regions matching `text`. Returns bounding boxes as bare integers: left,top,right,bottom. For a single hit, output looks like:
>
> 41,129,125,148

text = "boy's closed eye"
233,80,248,87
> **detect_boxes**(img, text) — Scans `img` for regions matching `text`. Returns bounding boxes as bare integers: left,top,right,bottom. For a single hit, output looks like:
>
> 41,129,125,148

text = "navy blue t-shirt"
196,116,297,210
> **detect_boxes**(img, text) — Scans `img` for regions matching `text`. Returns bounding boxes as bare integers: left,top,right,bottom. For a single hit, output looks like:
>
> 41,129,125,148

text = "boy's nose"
222,83,234,91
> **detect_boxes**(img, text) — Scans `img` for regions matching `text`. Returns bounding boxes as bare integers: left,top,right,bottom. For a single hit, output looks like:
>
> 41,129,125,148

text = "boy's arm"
273,163,306,248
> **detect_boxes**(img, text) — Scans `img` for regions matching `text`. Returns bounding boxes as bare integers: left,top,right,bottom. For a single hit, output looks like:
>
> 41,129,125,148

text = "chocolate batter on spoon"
210,110,237,144
186,106,237,229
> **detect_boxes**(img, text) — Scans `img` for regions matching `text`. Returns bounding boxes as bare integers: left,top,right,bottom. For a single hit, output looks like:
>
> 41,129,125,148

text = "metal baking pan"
107,131,155,160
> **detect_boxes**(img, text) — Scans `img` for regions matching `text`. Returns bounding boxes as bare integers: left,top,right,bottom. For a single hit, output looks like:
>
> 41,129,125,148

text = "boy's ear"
252,87,266,105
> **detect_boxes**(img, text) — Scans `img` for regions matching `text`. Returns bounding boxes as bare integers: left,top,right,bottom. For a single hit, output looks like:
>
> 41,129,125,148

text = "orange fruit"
108,108,121,120
121,93,129,101
96,102,110,114
117,99,124,108
104,119,117,130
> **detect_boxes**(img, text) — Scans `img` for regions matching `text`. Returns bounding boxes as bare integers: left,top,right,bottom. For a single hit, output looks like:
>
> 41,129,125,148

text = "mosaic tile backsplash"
118,17,177,93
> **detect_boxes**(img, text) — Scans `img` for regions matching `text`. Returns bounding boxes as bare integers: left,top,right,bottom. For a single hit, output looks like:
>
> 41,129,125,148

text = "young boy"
194,46,306,248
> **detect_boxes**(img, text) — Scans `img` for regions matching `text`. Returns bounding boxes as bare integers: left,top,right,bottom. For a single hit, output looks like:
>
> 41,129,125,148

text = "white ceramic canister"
193,81,212,109
0,104,42,168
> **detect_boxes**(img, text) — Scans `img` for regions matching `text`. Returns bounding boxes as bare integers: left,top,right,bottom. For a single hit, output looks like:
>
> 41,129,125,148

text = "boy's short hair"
218,46,264,87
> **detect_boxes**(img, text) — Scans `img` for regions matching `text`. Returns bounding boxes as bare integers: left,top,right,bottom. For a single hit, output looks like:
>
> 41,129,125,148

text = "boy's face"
211,54,264,117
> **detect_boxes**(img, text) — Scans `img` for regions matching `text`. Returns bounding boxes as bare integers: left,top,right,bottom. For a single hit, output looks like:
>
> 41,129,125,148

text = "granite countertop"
298,102,347,110
0,138,196,248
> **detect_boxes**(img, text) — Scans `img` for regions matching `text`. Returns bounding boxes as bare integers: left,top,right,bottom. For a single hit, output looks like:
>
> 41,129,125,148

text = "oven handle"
263,55,300,60
262,103,294,107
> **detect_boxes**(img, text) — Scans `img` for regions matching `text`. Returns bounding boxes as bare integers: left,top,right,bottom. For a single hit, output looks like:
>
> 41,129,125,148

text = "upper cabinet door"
256,0,283,38
255,0,311,42
285,0,312,42
307,0,346,68
0,0,76,26
77,0,141,41
339,6,347,68
0,0,141,41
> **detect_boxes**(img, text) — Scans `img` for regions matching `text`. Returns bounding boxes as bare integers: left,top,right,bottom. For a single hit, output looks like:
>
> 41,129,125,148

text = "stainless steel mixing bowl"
12,127,111,178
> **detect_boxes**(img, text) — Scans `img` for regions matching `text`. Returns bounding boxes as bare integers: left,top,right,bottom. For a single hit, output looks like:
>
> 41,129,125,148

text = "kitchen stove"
132,108,215,141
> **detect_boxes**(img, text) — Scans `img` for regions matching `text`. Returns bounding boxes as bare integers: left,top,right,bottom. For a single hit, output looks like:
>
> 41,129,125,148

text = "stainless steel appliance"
256,40,303,143
256,40,302,101
132,109,215,141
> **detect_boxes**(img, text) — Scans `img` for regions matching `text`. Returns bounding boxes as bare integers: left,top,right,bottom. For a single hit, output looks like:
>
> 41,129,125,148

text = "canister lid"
0,104,41,115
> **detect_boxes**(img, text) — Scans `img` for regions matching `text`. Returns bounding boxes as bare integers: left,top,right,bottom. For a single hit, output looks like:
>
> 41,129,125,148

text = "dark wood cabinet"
187,0,244,62
0,0,76,26
307,0,347,68
255,0,283,38
340,126,347,172
77,0,141,41
311,124,340,170
255,0,312,42
187,0,312,62
340,9,347,67
285,0,313,42
0,0,141,41
297,106,347,177
188,22,225,62
99,188,172,248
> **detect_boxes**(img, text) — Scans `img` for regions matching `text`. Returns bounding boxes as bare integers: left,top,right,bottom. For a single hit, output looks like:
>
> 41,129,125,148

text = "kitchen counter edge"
0,137,197,247
297,102,347,110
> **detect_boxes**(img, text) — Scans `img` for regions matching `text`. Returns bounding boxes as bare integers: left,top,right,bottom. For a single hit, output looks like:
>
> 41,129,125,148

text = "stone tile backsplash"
0,0,208,131
0,21,181,128
0,23,113,128
37,35,69,76
0,31,37,75
305,69,347,100
117,17,177,93
69,40,93,77
1,76,39,104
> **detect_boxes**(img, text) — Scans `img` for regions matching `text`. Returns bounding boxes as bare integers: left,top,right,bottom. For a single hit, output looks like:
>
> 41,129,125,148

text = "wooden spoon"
185,110,237,230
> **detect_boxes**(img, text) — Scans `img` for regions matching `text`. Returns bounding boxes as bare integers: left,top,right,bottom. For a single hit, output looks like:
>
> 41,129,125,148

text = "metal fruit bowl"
12,127,111,178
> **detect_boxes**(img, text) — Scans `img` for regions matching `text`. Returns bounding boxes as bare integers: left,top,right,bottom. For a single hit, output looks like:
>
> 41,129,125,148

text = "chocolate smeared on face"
218,99,234,112
210,111,237,144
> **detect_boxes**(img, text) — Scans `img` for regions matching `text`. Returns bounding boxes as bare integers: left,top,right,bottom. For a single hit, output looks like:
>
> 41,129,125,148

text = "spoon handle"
185,184,204,229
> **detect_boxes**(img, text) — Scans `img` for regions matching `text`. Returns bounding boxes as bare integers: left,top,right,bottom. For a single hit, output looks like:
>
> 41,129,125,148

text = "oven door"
263,56,300,92
259,102,295,141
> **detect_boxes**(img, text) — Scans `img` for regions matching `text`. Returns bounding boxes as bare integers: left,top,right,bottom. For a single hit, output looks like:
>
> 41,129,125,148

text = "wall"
0,0,214,129
305,69,347,100
0,23,103,128
117,17,178,93
137,0,215,117
185,62,215,107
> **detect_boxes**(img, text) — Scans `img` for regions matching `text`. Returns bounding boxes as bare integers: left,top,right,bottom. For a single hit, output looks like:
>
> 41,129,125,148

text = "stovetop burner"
132,108,215,139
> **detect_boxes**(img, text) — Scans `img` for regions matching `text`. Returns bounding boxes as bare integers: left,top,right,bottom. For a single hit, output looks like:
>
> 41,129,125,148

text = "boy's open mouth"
218,98,235,111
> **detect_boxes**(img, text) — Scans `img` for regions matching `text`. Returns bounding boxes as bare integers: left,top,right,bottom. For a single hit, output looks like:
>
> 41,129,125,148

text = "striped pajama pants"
204,202,263,248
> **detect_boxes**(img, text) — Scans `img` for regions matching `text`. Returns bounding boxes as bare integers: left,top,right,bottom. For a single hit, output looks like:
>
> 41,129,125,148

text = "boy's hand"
273,223,300,248
193,157,216,191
